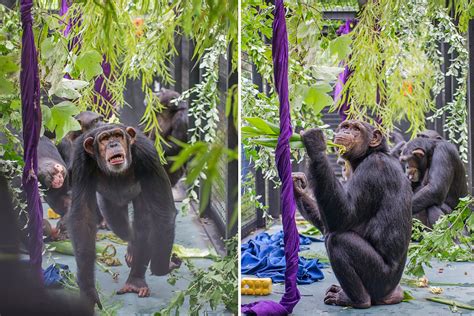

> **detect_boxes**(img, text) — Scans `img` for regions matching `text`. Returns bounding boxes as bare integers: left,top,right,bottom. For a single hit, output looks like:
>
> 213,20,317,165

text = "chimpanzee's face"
334,120,382,160
38,161,66,189
400,148,426,183
83,127,136,175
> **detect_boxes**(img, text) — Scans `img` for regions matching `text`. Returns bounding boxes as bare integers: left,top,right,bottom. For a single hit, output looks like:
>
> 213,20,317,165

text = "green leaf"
244,117,277,134
304,85,334,114
0,77,14,95
0,55,19,74
329,34,352,60
49,101,81,140
53,78,89,99
76,50,103,81
40,37,55,59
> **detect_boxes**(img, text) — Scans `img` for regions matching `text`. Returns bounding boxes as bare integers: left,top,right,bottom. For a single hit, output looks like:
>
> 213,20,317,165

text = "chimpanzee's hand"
292,172,308,197
301,128,326,159
82,287,103,310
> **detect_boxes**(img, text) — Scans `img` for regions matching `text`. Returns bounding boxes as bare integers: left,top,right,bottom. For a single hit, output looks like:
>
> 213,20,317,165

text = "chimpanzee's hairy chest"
96,173,142,206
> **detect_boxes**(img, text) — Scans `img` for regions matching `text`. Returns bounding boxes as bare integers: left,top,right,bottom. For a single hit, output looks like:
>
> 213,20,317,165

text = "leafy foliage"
157,236,238,316
406,196,474,277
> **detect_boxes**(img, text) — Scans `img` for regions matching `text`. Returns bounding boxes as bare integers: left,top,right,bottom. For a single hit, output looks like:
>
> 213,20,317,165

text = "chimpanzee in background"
57,111,103,167
68,123,178,307
0,172,92,315
120,88,188,186
300,120,412,308
38,136,71,217
400,135,467,227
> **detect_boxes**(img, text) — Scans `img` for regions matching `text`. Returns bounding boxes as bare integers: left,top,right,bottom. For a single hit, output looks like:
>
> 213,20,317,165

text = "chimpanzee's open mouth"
108,154,125,165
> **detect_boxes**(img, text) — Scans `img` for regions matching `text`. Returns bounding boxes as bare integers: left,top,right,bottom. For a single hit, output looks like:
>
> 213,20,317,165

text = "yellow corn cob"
241,277,272,296
47,208,61,219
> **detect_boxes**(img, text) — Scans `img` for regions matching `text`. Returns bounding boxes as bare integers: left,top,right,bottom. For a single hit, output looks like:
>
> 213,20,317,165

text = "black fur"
38,136,71,216
401,137,467,227
67,123,176,307
301,122,412,308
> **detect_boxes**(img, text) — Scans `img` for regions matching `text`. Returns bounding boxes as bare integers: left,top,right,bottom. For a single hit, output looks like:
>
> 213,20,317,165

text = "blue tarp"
241,231,325,284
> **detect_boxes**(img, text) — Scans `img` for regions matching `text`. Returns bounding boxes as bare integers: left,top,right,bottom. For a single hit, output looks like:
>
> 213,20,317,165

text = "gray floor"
43,200,230,315
242,223,474,316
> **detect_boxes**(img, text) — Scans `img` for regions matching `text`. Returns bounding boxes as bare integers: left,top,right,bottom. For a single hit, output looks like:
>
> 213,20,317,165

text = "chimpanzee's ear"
412,148,425,158
126,127,136,144
83,137,95,155
369,129,383,148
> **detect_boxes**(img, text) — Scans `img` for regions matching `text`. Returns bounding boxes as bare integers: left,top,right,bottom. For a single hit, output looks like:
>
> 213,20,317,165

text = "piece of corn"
241,277,272,296
47,208,61,219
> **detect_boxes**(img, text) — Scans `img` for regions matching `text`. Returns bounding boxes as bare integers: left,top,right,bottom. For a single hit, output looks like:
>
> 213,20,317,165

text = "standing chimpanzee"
300,120,412,308
38,136,71,217
121,88,188,186
57,111,103,167
400,136,467,227
68,123,178,307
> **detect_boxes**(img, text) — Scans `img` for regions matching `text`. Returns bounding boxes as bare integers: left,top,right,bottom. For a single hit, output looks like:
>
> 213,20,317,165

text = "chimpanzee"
300,120,412,308
400,136,467,227
57,111,103,167
121,88,188,186
416,129,443,140
68,123,178,307
38,136,71,217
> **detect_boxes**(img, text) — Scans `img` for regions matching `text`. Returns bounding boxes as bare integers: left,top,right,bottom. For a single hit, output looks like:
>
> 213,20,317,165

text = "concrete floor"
242,223,474,316
42,200,230,315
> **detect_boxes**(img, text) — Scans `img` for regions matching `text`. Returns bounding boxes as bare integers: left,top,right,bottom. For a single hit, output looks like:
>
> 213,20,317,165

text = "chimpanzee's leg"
96,193,131,241
117,194,152,297
325,232,403,308
426,205,444,228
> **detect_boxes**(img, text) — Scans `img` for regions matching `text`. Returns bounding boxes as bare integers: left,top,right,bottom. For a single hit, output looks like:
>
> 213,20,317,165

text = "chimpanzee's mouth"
108,154,125,165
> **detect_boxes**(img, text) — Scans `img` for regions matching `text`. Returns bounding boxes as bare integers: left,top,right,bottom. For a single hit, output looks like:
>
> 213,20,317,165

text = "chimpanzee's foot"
325,284,342,295
98,219,109,230
116,277,150,297
374,285,404,305
324,286,371,308
170,254,182,271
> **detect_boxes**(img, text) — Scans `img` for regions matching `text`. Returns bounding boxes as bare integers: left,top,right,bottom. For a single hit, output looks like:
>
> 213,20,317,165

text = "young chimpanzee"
57,111,103,167
38,136,71,217
68,123,177,308
300,120,412,308
400,136,467,227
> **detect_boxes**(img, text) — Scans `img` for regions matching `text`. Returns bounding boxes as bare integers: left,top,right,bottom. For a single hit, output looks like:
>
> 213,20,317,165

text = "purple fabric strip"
94,58,114,117
333,19,357,121
60,1,113,115
20,0,44,281
242,0,301,314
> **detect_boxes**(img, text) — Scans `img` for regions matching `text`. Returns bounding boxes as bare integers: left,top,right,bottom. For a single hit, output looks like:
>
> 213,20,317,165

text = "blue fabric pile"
43,263,70,287
241,231,325,284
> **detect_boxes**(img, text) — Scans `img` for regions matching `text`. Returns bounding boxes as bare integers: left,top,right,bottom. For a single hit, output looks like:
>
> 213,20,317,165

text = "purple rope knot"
20,1,33,25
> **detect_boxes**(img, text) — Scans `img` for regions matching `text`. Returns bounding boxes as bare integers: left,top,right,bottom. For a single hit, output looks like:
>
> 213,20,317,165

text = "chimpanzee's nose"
109,142,118,148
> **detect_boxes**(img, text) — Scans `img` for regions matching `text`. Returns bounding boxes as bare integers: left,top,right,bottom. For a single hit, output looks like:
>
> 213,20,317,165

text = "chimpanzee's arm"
296,193,326,235
302,129,358,232
412,144,454,214
163,110,188,158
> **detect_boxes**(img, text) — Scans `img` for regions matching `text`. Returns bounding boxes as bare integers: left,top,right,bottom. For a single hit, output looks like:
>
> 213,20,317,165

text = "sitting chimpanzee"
300,120,412,308
57,111,103,167
400,136,467,227
38,136,71,217
68,123,178,307
121,88,188,186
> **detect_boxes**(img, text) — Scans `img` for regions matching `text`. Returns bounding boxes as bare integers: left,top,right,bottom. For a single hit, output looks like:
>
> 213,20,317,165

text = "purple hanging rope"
242,0,301,314
334,19,357,121
20,0,44,281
